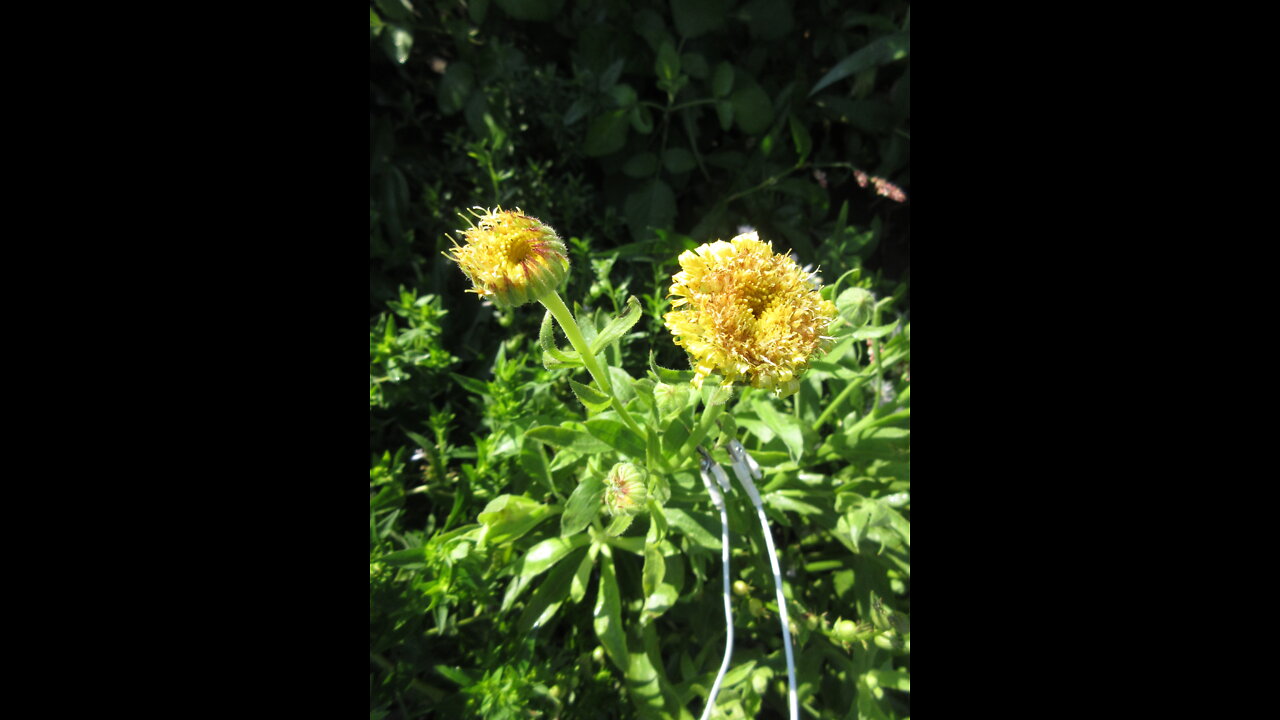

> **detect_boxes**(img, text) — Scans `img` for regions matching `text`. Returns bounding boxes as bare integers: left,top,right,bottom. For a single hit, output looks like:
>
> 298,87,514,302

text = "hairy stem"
540,289,646,438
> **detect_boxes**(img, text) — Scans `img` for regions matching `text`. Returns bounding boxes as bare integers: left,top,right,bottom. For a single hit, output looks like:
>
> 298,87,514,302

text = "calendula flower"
445,207,569,307
664,232,836,397
602,462,647,516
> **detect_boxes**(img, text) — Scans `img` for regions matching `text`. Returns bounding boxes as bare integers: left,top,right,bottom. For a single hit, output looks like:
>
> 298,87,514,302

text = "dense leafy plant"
371,2,909,718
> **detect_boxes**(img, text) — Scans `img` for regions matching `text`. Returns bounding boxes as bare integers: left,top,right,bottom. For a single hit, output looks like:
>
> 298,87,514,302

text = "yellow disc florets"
664,231,837,397
445,207,569,307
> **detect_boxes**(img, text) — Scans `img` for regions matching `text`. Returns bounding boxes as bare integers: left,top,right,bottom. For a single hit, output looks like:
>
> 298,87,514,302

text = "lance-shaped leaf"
516,546,586,634
561,476,606,537
569,379,611,413
589,295,643,355
477,494,557,545
540,309,583,370
502,534,592,611
594,552,630,672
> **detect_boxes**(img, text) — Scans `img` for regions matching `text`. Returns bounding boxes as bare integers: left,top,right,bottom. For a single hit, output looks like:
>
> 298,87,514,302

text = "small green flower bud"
874,631,903,652
833,619,859,644
732,580,751,597
592,646,606,663
603,462,648,516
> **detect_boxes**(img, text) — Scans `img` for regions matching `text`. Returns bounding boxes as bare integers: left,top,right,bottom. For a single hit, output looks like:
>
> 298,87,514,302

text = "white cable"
727,439,798,720
697,447,734,720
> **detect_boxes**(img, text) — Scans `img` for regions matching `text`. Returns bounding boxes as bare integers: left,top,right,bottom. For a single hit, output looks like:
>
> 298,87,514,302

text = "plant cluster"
371,2,909,718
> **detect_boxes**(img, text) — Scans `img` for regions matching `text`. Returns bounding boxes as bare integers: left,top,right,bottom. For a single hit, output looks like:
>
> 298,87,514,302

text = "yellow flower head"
664,231,836,397
446,207,569,307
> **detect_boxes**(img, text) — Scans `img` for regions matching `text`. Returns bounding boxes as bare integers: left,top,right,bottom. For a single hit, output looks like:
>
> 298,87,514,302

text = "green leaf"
649,349,693,383
731,80,773,135
517,546,586,633
642,541,665,597
570,543,598,603
561,476,606,536
583,110,630,157
433,664,473,687
670,0,728,39
375,546,427,567
851,321,900,340
518,442,556,497
740,0,794,40
502,534,592,611
570,379,611,413
712,61,735,98
369,8,384,35
865,668,910,693
622,152,660,179
450,372,490,398
584,417,646,459
662,147,696,174
765,492,824,517
526,424,613,454
609,82,638,109
664,508,720,550
604,513,637,536
788,114,812,165
640,582,678,623
495,0,563,22
437,62,474,115
373,0,411,24
630,105,654,134
539,310,582,369
753,397,804,462
715,99,734,131
681,52,708,79
624,179,676,242
478,495,556,545
654,41,681,83
593,553,630,672
810,32,910,97
589,296,643,354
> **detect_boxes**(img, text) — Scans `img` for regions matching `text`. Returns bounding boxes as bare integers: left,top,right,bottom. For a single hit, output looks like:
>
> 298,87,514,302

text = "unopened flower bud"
446,207,569,307
603,463,647,516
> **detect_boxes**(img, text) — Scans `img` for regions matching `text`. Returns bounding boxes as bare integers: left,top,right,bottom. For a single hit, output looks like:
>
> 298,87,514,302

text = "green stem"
680,393,727,464
811,375,869,433
871,302,885,410
539,290,646,438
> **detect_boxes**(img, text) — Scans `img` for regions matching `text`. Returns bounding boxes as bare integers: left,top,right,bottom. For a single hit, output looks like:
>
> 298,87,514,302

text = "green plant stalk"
539,289,646,438
811,375,869,432
680,395,727,465
871,302,885,409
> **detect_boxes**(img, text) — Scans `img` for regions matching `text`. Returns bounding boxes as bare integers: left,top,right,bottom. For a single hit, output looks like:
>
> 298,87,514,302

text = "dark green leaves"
437,62,474,115
583,110,629,157
624,179,676,242
712,61,735,98
495,0,563,22
671,0,729,39
731,79,774,135
810,32,911,97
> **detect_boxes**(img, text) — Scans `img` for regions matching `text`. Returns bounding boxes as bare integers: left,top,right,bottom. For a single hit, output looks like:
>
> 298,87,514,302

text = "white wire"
697,449,734,720
727,440,798,720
